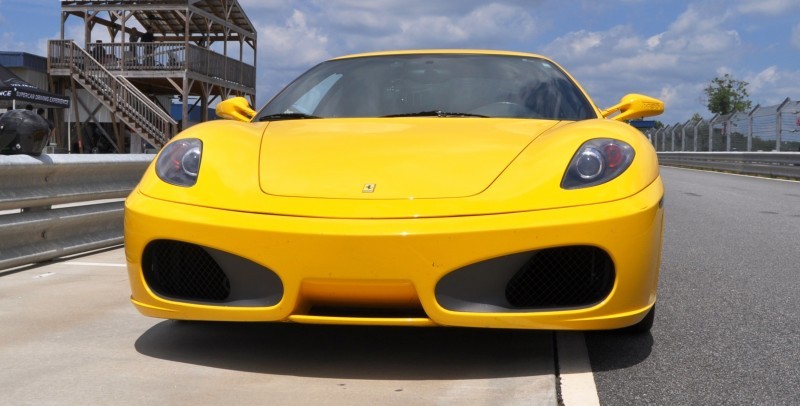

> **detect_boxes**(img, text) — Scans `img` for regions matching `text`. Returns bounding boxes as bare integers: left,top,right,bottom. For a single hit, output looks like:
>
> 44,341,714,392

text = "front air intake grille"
505,246,614,308
143,240,230,302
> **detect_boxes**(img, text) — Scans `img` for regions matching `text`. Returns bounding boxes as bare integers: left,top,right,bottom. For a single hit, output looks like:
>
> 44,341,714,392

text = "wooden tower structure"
48,0,257,152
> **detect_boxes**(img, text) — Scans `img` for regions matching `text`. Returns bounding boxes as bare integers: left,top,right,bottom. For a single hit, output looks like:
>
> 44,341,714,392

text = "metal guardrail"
0,154,153,271
658,152,800,179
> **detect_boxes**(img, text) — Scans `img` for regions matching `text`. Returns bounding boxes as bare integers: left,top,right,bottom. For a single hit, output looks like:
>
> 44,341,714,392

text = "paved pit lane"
0,247,563,405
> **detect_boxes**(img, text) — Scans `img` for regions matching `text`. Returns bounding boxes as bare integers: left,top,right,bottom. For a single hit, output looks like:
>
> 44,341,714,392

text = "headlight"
561,139,634,189
156,139,203,187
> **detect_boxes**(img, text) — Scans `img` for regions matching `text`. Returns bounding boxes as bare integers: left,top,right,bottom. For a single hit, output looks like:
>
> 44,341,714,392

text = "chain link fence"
647,98,800,152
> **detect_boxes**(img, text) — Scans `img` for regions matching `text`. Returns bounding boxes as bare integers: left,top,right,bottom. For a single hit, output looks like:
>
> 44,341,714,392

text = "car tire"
623,304,655,334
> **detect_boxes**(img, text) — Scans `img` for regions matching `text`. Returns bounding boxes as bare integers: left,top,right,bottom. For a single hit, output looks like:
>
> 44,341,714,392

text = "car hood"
259,118,561,199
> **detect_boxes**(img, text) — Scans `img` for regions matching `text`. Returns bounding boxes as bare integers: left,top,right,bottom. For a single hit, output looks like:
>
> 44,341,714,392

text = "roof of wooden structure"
60,0,256,47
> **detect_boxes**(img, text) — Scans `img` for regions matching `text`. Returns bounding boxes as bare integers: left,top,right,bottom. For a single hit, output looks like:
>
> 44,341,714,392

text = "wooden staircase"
54,40,177,149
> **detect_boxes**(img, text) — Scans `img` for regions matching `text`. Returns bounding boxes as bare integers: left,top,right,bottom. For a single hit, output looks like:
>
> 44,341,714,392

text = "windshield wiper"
382,110,487,118
259,113,321,121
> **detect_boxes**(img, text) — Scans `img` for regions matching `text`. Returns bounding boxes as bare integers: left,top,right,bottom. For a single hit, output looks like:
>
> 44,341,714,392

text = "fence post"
775,97,791,151
681,121,687,151
653,127,664,151
665,126,671,151
671,124,678,151
694,119,701,151
682,119,695,152
747,105,759,152
725,119,731,151
708,115,718,152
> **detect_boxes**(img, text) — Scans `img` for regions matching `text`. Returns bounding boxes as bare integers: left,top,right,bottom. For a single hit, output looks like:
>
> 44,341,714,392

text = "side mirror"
216,97,256,122
601,93,664,122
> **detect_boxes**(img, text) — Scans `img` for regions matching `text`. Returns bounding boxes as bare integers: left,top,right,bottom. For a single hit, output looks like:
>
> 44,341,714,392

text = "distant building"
47,0,257,153
0,52,50,110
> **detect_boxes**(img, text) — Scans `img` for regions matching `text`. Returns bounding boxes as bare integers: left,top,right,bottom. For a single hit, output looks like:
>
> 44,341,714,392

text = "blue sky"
1,0,799,124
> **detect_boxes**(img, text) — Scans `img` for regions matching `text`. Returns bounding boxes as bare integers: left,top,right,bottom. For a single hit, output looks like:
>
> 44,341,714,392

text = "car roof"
331,49,551,61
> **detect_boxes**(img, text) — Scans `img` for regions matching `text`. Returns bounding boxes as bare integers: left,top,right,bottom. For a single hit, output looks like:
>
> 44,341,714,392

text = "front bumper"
125,178,664,330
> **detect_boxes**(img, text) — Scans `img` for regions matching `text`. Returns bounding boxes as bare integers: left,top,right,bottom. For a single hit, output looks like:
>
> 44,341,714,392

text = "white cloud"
397,16,470,45
325,9,401,37
321,3,540,51
568,31,602,56
239,0,292,9
258,9,330,69
538,0,783,124
235,0,800,123
0,32,26,52
716,66,734,77
668,4,732,35
743,66,799,107
736,0,800,15
646,33,663,49
747,66,779,94
309,0,538,17
747,68,800,107
654,82,710,125
662,30,741,54
792,23,800,50
249,2,541,102
252,9,331,101
460,3,539,42
543,26,632,63
657,85,679,108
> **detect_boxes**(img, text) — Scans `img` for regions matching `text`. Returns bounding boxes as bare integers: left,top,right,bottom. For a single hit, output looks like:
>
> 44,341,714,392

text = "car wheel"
623,305,655,334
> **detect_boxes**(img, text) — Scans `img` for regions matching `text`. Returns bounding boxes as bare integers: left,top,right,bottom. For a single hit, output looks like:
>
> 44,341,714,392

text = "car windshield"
256,54,597,121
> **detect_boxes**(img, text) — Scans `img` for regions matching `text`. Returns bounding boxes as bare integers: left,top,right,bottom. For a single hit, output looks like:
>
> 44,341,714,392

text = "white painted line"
64,262,127,268
52,198,126,209
557,332,600,406
34,272,56,279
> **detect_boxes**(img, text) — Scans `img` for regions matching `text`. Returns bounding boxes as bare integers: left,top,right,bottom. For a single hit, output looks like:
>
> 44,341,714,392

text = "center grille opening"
505,246,614,308
308,306,428,319
143,240,231,302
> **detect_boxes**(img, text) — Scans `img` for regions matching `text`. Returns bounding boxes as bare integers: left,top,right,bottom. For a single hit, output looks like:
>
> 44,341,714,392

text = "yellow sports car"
125,50,665,332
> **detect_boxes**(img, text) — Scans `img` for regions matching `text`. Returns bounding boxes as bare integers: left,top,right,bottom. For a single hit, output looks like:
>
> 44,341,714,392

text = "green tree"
690,112,703,122
703,74,752,115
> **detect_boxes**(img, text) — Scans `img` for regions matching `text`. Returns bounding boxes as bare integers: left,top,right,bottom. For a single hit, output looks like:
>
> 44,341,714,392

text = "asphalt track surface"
587,167,800,405
1,166,797,404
